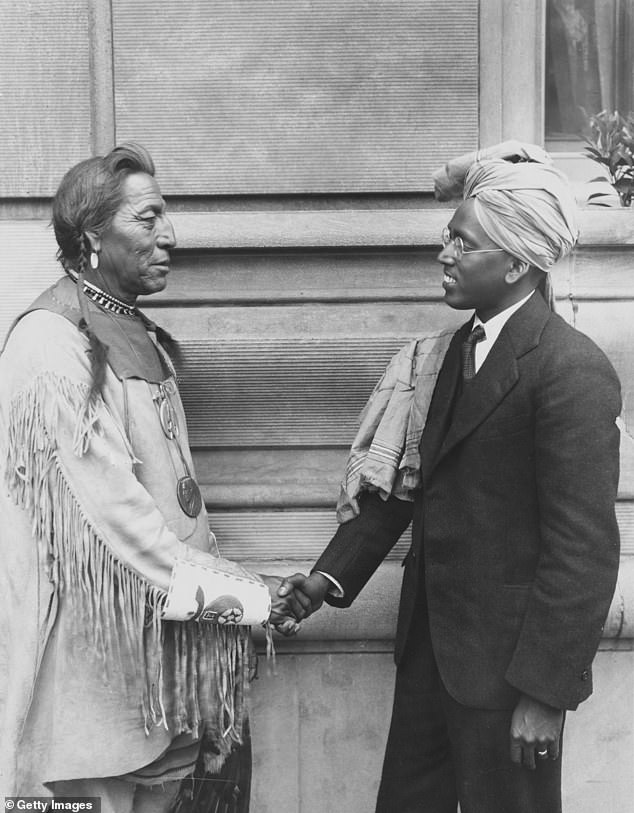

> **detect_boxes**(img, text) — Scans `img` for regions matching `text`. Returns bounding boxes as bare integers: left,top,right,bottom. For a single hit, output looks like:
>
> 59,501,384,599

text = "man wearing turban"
279,144,622,812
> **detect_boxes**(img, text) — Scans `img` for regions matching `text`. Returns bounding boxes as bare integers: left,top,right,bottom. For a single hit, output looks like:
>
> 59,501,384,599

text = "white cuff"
315,571,345,599
162,558,271,625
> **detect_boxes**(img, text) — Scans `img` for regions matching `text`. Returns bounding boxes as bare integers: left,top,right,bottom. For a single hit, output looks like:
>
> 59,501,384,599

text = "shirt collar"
473,291,534,344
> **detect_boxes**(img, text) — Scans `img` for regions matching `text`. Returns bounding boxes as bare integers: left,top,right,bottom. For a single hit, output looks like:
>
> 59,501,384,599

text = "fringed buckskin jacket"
0,276,269,796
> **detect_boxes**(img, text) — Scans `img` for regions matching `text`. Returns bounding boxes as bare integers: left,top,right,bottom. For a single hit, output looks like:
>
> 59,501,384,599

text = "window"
545,0,634,146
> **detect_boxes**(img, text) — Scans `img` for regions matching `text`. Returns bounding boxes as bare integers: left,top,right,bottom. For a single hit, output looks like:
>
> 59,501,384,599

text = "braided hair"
51,143,177,402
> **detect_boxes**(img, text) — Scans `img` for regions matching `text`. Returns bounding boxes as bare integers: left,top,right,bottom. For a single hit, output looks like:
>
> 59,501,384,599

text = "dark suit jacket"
314,293,621,711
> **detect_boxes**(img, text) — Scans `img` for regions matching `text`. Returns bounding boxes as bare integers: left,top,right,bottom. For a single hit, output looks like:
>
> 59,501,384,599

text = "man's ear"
505,259,530,285
84,230,101,254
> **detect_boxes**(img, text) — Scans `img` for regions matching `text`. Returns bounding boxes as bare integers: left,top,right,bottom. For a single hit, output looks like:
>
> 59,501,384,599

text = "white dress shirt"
472,291,534,373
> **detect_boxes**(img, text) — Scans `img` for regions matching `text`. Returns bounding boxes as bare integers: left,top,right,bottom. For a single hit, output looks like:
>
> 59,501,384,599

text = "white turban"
433,142,579,272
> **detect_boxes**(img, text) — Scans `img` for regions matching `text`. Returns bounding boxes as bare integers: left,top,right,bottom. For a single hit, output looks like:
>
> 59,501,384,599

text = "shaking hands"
260,572,332,636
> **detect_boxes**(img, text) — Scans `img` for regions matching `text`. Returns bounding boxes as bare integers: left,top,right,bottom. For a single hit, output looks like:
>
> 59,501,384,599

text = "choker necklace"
82,280,138,317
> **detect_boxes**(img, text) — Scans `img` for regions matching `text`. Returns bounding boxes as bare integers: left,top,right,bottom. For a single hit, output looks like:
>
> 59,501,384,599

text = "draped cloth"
336,329,453,523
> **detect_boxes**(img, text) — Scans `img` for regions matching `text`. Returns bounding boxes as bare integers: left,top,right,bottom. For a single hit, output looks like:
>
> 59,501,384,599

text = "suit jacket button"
581,669,589,681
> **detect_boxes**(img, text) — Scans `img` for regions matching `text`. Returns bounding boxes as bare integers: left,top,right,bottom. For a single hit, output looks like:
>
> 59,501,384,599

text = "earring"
90,252,99,270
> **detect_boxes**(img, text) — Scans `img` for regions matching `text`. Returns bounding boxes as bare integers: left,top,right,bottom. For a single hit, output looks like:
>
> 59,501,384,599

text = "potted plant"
583,110,634,207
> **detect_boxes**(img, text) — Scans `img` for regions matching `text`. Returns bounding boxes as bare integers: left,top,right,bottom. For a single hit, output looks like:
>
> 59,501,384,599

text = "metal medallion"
177,475,203,518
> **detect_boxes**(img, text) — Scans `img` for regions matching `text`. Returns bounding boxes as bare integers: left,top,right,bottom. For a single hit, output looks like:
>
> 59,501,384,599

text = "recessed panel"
0,1,91,195
112,0,479,193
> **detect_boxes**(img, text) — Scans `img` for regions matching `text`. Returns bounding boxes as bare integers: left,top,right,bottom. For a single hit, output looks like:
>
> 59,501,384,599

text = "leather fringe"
5,372,248,765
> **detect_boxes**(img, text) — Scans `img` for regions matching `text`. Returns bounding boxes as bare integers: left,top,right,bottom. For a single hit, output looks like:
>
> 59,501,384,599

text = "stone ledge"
168,207,633,249
245,557,634,643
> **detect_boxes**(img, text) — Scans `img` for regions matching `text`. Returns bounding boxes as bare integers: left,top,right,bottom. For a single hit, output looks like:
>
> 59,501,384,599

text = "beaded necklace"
82,279,138,317
67,268,139,317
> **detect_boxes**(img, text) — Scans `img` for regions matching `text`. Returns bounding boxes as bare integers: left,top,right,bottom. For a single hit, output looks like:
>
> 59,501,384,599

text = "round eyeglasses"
441,227,505,261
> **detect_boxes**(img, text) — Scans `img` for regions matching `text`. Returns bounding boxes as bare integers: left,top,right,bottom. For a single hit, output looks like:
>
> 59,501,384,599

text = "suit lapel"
423,293,552,476
420,323,469,482
438,333,519,462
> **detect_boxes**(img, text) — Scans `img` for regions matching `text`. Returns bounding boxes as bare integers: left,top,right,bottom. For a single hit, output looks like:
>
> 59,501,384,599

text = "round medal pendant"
177,475,203,518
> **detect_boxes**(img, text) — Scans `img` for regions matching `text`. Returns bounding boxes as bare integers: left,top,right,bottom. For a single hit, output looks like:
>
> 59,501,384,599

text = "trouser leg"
440,687,564,813
375,613,458,813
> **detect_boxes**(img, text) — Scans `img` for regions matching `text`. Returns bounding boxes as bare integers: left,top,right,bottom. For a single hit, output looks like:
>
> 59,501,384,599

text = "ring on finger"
537,748,548,758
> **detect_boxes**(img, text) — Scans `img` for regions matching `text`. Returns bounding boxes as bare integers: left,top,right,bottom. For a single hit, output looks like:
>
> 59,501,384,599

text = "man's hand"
510,693,564,770
277,572,331,618
259,574,313,635
272,616,302,637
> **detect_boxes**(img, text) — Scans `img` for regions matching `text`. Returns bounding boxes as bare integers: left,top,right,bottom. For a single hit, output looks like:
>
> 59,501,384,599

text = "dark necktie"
461,324,486,380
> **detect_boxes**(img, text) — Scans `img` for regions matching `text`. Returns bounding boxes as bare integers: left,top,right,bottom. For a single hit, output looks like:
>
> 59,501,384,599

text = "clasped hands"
261,572,330,636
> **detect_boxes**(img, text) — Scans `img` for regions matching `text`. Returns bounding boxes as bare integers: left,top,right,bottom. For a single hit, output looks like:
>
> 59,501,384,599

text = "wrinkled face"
91,172,176,304
437,198,515,322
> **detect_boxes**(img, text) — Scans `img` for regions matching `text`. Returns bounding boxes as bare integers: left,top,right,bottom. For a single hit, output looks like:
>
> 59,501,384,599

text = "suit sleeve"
312,491,414,607
504,337,622,709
